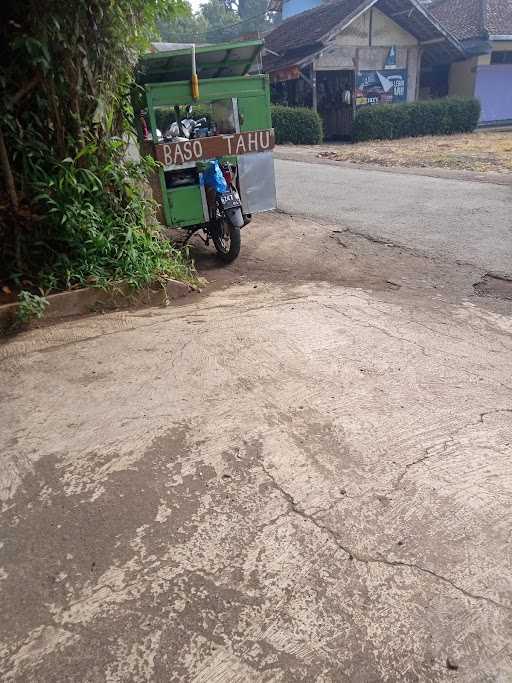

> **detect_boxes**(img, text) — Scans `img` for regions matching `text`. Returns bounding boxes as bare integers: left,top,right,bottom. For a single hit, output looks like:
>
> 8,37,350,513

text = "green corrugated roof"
138,40,263,83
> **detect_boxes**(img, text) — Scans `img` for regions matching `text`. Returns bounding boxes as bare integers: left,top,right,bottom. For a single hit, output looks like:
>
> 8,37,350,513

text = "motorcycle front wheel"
211,219,241,263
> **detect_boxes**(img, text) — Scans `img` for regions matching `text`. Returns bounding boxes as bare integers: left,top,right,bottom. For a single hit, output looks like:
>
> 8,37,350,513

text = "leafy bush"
16,291,49,325
0,0,195,295
271,105,323,145
353,97,481,142
27,139,195,291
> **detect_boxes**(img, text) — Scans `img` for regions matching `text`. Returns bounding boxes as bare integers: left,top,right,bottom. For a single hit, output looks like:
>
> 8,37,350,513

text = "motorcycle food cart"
137,40,276,262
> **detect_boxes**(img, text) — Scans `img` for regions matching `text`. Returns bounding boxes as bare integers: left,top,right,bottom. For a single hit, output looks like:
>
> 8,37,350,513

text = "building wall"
314,8,419,101
476,41,512,122
448,41,512,122
334,8,418,48
448,39,512,98
477,40,512,65
475,64,512,122
448,56,478,97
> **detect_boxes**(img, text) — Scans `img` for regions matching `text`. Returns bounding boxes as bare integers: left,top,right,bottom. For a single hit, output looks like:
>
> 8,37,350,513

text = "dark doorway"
317,70,355,140
419,63,450,99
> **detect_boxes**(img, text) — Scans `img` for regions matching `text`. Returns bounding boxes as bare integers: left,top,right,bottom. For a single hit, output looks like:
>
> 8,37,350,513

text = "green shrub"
353,97,481,142
1,0,195,295
27,140,197,292
16,291,49,325
271,105,323,145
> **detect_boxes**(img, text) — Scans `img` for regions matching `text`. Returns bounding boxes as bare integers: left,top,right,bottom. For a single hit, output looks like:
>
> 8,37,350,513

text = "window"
490,51,512,64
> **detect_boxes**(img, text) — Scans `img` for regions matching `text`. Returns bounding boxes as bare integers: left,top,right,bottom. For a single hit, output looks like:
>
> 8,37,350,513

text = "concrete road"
276,158,512,274
1,207,512,681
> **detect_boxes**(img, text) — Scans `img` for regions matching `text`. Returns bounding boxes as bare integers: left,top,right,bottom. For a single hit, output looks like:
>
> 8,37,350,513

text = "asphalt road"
276,158,512,274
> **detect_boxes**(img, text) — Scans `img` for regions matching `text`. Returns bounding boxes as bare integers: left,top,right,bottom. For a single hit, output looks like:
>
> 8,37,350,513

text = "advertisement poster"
356,69,407,108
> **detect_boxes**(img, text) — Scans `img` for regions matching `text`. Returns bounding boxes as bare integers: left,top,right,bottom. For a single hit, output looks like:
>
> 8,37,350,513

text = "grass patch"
318,131,512,174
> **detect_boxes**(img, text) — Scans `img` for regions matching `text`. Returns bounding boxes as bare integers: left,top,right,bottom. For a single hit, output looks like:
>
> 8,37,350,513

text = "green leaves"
158,0,271,44
10,36,51,71
353,98,481,142
271,106,323,145
1,0,197,293
16,291,49,325
27,144,196,291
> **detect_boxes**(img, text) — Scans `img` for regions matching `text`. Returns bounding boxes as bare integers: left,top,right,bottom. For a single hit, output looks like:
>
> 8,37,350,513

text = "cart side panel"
237,77,272,132
238,152,276,213
237,77,275,213
145,75,274,228
167,185,206,227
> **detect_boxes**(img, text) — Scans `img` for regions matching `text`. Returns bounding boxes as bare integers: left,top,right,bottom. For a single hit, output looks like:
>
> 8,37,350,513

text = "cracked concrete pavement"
1,166,512,681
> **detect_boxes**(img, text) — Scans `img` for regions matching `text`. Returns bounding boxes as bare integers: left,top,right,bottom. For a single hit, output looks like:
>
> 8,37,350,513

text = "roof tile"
486,0,512,35
264,0,367,55
430,0,512,40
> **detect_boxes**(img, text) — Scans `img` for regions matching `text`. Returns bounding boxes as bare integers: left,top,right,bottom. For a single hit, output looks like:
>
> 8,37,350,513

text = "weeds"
22,139,197,292
16,290,49,325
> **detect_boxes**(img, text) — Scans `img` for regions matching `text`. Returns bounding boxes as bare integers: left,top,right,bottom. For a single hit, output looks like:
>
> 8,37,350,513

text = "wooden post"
353,47,360,117
415,47,423,100
405,46,410,100
0,128,18,211
312,63,318,112
298,67,317,111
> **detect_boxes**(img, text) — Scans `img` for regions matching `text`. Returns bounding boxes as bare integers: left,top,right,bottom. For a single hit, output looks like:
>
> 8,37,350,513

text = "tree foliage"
158,0,272,44
0,0,196,295
158,7,210,44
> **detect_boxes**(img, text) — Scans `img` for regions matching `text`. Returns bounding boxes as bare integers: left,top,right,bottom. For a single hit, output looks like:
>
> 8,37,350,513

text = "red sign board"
154,129,275,166
271,66,300,83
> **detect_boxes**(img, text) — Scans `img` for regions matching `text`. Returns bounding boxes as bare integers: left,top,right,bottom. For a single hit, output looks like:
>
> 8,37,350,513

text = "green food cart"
137,40,276,262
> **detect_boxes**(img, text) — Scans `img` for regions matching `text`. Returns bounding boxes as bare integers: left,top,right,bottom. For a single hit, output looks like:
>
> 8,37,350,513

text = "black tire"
212,220,241,263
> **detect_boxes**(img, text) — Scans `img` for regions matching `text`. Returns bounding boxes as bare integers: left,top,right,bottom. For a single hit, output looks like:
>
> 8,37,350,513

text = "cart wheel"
212,219,241,263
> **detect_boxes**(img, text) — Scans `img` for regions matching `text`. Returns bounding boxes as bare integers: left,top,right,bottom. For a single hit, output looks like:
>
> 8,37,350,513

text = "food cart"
137,40,276,262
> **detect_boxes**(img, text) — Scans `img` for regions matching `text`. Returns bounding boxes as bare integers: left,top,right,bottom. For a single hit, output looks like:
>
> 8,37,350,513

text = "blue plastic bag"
202,159,228,193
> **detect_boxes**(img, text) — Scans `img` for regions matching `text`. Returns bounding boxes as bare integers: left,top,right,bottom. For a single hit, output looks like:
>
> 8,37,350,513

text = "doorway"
317,70,355,140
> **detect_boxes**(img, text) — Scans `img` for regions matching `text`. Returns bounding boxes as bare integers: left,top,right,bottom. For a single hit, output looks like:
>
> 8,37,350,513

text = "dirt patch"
176,212,485,311
316,131,512,174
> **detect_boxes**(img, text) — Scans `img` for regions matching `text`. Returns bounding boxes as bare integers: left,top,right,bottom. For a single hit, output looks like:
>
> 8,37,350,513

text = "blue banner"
356,69,408,108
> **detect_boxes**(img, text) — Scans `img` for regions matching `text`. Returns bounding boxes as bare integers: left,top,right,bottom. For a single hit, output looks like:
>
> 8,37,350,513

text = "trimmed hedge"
353,97,481,142
271,105,323,145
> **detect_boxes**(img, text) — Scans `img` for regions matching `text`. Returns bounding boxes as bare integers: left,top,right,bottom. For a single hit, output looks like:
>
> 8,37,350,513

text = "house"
428,0,512,124
263,0,465,137
263,0,512,133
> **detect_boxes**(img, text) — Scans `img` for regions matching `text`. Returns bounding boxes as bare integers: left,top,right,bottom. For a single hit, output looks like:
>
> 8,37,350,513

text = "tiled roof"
263,45,322,72
264,0,367,56
263,0,465,72
430,0,512,40
430,0,483,39
486,0,512,35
